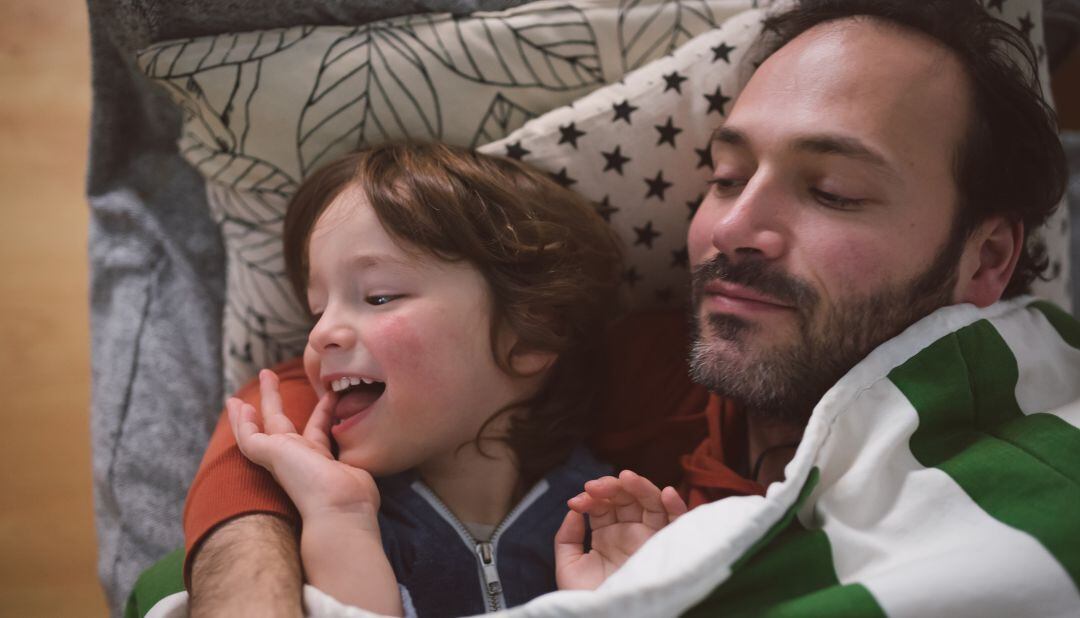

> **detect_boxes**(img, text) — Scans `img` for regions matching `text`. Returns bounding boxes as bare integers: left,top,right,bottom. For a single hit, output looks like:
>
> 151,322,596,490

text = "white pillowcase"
137,0,760,392
138,0,1068,393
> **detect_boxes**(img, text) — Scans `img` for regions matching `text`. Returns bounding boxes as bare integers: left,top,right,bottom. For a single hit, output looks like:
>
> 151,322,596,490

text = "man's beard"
689,226,965,421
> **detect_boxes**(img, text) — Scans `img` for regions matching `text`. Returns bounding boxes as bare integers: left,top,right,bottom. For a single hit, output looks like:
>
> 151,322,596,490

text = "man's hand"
189,514,302,618
228,370,380,522
555,470,688,591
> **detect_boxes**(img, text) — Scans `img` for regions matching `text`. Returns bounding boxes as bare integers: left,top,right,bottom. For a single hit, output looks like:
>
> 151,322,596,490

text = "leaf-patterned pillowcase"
137,0,761,392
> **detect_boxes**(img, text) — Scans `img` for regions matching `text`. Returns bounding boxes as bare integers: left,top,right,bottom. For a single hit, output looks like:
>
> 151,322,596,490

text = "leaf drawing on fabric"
210,181,311,390
179,137,297,204
401,5,603,89
618,0,718,71
469,93,537,148
298,25,442,176
137,26,315,79
158,57,268,156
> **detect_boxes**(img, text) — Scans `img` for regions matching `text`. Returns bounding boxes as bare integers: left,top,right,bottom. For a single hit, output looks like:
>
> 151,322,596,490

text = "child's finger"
620,470,668,529
234,402,271,464
302,392,337,452
661,486,689,522
554,511,587,579
582,476,620,500
259,370,295,435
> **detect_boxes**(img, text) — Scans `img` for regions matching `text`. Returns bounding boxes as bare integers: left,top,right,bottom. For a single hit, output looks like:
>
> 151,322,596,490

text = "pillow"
137,0,760,392
480,0,1071,319
140,0,1069,393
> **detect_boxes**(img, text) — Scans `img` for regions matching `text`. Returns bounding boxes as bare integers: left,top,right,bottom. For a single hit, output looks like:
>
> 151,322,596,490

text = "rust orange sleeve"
182,357,318,582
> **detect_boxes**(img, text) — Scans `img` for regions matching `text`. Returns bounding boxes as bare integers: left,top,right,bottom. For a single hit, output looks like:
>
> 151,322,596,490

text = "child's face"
301,186,531,477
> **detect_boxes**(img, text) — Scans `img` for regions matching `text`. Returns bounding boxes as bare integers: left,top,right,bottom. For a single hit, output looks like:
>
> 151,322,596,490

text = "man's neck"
745,412,806,487
417,443,520,527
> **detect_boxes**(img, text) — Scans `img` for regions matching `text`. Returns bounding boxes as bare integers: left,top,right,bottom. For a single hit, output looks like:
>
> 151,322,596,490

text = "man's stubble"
689,223,966,422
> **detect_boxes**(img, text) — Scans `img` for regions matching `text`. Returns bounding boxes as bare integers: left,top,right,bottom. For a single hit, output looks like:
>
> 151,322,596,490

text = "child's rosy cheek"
377,316,445,383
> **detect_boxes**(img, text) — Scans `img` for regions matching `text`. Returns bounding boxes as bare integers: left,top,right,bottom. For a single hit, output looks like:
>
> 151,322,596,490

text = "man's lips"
701,281,795,313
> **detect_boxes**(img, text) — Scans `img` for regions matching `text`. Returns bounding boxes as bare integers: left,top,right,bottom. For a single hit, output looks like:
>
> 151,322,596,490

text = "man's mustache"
690,254,819,311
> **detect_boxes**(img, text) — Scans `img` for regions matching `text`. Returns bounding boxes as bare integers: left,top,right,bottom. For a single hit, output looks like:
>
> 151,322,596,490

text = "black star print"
1018,12,1034,38
549,167,577,188
671,246,689,268
986,0,1005,12
694,144,714,170
558,122,586,148
593,195,619,222
612,99,639,124
634,221,661,248
711,42,736,64
705,86,731,116
686,193,704,220
662,70,689,94
601,145,631,175
644,171,673,200
623,266,642,287
504,141,530,160
655,116,683,148
655,287,674,303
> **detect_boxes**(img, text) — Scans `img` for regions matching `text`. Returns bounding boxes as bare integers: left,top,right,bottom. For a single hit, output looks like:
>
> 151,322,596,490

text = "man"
182,0,1077,615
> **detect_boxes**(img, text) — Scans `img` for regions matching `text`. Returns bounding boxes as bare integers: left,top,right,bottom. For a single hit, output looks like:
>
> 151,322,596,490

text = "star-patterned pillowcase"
479,0,1070,316
480,9,764,310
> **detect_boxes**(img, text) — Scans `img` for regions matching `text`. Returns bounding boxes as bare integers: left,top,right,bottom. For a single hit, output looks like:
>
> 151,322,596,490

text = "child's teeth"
349,376,361,386
362,378,373,384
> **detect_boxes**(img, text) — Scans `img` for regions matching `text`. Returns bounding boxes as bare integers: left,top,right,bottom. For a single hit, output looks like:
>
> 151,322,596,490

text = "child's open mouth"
330,377,386,425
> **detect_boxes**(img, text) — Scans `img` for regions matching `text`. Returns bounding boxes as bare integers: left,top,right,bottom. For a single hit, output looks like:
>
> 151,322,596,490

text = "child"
226,142,684,616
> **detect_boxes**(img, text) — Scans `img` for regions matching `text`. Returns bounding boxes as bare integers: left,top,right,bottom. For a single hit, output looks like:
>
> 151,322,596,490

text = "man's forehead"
722,17,970,161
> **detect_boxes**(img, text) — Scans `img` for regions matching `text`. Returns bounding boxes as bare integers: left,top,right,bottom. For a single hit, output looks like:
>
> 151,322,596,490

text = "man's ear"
954,216,1022,308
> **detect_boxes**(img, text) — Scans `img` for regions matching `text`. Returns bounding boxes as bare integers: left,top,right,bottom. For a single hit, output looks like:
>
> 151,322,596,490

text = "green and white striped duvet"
512,297,1080,617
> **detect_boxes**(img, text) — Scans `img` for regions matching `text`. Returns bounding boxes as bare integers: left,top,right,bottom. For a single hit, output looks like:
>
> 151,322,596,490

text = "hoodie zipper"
411,479,550,613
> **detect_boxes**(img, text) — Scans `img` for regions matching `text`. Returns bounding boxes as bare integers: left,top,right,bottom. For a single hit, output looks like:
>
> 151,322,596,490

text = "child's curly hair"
283,141,625,486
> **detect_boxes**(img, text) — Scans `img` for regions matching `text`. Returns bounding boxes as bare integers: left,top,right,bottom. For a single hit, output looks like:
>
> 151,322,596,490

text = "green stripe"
684,470,884,618
890,319,1080,588
1029,300,1080,349
125,548,186,618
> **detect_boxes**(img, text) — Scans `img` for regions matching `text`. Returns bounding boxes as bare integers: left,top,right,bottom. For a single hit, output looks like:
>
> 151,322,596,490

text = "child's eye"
810,188,866,210
365,294,401,306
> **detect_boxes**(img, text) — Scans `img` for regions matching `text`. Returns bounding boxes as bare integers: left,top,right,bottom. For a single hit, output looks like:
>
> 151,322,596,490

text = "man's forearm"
190,514,303,618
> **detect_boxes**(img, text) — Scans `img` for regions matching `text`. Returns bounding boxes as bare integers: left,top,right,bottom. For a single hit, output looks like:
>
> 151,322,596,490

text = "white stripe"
989,305,1080,429
810,378,1080,618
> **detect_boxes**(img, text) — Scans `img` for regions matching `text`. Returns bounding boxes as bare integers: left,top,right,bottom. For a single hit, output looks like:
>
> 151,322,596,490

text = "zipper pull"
476,541,503,609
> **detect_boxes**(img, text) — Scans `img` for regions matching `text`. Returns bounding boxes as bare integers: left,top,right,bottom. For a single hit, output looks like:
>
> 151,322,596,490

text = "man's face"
687,19,973,417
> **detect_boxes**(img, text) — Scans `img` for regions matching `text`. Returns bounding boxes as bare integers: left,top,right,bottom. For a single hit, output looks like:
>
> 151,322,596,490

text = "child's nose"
308,309,357,352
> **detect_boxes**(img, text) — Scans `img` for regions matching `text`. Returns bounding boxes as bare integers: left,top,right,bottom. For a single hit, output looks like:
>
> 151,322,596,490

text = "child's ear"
510,348,557,377
507,347,557,375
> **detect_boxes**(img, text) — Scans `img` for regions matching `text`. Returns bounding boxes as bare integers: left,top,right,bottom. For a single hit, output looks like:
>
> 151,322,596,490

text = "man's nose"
707,177,786,261
308,306,357,352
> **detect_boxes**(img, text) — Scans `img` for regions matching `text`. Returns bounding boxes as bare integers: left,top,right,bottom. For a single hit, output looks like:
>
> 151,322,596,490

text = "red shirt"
182,311,764,580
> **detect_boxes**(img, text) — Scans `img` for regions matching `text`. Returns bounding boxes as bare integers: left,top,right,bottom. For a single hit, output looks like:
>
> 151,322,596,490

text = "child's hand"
228,370,381,524
554,470,688,591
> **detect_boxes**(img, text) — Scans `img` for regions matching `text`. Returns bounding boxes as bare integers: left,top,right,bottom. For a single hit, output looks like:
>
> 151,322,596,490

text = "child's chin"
336,448,399,477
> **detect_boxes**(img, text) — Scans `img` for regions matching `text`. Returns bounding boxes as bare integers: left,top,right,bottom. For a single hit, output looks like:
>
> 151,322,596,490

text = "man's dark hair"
758,0,1068,297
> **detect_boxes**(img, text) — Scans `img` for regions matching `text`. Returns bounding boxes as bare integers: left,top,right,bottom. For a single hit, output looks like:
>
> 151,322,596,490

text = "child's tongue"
334,386,383,420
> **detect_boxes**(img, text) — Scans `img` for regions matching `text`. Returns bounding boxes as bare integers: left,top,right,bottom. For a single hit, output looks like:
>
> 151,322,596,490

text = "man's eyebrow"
710,126,748,149
792,134,894,172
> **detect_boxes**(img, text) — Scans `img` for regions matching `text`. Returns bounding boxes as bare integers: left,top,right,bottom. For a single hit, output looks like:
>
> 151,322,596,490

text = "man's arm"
183,358,318,614
190,514,302,618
